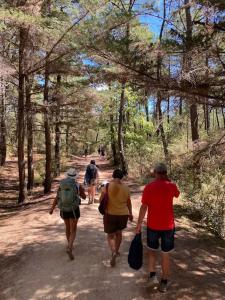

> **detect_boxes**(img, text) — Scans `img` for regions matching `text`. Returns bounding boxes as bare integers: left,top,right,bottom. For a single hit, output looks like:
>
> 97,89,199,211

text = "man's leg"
115,230,122,255
161,252,170,279
159,229,174,292
148,249,157,273
146,228,159,286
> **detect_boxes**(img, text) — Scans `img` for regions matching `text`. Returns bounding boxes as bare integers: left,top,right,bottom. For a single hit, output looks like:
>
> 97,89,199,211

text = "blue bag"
128,233,143,270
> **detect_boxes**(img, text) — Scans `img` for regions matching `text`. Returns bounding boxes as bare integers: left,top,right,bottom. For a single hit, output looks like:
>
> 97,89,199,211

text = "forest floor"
0,156,225,300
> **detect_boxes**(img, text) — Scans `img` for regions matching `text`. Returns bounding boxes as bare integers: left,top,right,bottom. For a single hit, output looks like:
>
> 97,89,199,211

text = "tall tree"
25,74,34,190
18,27,28,203
54,74,61,176
0,77,6,166
184,0,199,142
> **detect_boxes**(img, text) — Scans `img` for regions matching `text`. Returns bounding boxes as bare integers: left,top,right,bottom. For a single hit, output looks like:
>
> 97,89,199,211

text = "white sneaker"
147,276,159,288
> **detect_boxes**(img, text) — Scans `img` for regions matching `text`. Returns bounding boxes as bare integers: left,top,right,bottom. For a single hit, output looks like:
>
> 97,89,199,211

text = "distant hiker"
99,169,133,267
135,163,180,292
98,147,101,157
49,168,86,260
100,148,105,159
84,160,99,204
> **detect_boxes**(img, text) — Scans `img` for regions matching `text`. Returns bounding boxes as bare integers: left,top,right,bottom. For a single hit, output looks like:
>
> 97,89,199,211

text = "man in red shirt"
136,163,180,293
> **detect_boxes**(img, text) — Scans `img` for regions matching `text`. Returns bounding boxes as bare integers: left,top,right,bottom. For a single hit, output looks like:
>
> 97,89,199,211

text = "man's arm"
135,204,148,233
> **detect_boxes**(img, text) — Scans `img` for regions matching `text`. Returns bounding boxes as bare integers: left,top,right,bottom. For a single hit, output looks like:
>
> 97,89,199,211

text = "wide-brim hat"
66,168,78,178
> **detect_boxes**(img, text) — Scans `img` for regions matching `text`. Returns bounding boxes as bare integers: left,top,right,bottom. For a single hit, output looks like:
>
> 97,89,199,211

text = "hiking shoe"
147,276,159,288
110,253,117,267
159,281,168,293
66,248,74,261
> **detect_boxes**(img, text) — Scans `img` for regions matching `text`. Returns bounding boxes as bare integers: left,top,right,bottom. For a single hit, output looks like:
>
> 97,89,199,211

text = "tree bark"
54,74,61,177
0,77,7,166
43,58,52,193
18,27,27,203
25,75,34,190
118,82,128,175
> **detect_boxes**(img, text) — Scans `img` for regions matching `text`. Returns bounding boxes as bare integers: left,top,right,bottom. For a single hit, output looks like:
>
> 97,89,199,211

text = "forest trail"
0,156,225,300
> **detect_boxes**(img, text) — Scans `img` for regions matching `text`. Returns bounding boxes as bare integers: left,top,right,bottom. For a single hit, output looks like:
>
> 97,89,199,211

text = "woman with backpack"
49,168,86,260
84,160,99,204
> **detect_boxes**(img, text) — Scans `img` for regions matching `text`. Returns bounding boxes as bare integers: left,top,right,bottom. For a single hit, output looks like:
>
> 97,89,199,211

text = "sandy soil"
0,156,225,300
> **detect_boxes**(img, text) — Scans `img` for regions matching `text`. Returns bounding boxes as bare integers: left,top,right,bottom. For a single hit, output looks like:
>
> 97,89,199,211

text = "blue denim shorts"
147,227,175,252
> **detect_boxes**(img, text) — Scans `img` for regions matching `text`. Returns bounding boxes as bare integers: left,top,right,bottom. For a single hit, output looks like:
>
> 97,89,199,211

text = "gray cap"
154,163,167,174
66,168,78,178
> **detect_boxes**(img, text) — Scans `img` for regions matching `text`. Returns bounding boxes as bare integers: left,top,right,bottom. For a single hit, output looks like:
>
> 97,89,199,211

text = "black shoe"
159,280,168,293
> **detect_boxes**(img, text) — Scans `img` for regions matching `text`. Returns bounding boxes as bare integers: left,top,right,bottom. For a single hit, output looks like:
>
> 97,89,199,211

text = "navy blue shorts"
147,227,175,252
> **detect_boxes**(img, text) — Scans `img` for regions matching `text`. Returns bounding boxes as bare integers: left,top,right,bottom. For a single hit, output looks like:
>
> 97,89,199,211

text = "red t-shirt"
142,179,180,230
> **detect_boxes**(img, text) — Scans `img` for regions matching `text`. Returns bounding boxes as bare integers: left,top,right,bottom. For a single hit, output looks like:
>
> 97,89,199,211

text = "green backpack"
57,177,80,213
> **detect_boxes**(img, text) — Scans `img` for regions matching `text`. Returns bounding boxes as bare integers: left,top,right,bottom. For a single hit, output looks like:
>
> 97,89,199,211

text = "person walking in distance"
49,168,86,260
136,163,180,292
100,169,133,267
84,160,99,204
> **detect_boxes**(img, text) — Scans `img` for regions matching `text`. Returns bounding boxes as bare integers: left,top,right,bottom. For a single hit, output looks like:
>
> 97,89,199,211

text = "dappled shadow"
1,203,225,300
1,156,225,299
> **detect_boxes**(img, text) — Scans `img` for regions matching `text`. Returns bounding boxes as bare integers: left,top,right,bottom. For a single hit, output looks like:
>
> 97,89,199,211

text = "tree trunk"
167,97,170,124
18,28,27,203
215,109,220,128
43,58,52,193
25,75,34,190
145,102,149,122
54,74,61,177
221,108,225,128
0,77,7,166
179,98,183,116
66,124,70,157
157,94,169,161
190,103,199,141
118,83,128,175
110,112,118,166
204,103,210,132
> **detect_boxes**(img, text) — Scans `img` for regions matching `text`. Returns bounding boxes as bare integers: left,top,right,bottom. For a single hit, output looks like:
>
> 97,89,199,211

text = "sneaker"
110,252,117,267
147,276,159,288
159,281,168,293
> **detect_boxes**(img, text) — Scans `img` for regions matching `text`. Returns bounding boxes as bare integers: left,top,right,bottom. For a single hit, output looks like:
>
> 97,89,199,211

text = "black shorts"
104,214,128,234
60,207,80,219
147,227,175,252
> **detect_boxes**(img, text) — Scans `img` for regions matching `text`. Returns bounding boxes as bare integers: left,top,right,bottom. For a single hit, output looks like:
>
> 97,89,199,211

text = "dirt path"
0,156,225,300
